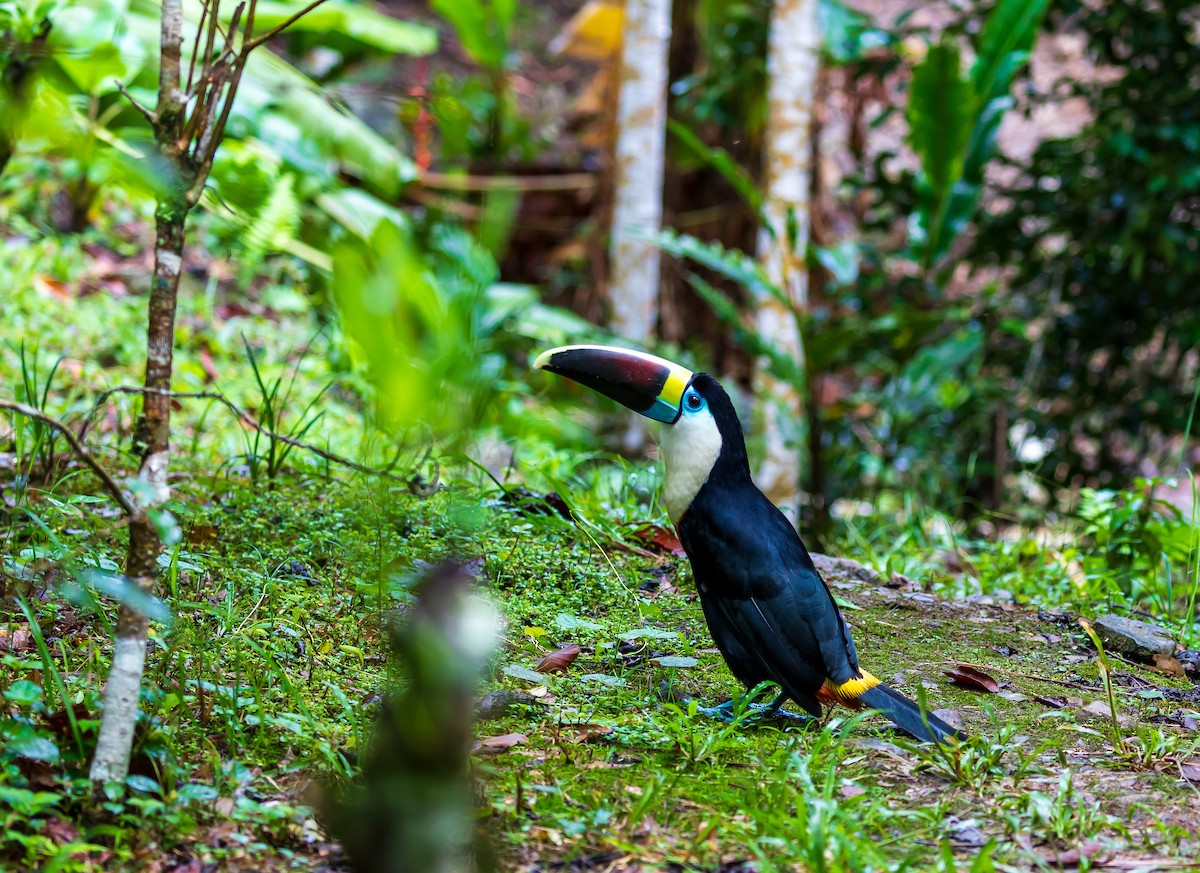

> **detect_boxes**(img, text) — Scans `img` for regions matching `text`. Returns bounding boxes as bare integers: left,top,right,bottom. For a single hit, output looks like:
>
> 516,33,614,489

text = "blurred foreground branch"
321,559,499,873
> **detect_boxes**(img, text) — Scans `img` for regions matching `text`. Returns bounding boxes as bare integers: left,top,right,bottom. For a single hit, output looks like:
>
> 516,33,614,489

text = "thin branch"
81,386,415,483
185,0,211,95
0,401,139,518
116,82,157,125
244,0,329,52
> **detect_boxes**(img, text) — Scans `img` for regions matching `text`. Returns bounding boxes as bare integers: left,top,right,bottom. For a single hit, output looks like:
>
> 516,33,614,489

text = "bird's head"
534,344,749,520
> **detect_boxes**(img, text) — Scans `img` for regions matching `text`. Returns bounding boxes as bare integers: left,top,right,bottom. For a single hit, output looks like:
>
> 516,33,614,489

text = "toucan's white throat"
658,408,722,523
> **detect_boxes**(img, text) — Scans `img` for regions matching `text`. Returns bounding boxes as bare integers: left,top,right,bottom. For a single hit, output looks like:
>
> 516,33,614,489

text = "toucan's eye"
685,392,702,410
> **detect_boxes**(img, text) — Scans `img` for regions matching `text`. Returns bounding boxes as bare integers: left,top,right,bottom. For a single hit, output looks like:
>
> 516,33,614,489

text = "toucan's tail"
856,683,965,745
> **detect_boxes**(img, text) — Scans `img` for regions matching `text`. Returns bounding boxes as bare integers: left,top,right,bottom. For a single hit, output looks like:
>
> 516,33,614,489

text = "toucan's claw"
695,694,811,724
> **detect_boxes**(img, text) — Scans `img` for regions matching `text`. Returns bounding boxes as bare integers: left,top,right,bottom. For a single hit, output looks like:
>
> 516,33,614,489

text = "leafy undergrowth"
3,473,1200,871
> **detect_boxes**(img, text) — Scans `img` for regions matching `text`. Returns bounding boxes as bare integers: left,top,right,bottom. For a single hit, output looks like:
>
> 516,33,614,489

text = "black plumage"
676,375,962,743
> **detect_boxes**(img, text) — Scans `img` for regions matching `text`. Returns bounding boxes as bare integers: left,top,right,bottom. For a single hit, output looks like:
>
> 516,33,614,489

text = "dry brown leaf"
187,524,221,546
1179,761,1200,781
628,524,686,557
536,644,581,674
570,723,613,744
944,665,1000,693
0,627,33,652
34,275,71,299
1152,653,1187,679
473,732,528,754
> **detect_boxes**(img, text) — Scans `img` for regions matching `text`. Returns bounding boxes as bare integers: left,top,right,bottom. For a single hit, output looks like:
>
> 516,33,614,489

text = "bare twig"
244,0,329,51
0,401,139,518
115,82,158,125
80,386,415,482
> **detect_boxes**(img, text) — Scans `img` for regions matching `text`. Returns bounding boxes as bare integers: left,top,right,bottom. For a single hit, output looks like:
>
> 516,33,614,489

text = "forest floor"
3,472,1200,872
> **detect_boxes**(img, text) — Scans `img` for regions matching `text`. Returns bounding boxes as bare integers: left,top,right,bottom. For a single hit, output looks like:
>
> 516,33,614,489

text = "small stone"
476,690,535,721
1092,614,1175,662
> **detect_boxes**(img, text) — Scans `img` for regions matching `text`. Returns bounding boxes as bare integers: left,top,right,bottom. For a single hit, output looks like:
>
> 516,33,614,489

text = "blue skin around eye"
683,392,706,414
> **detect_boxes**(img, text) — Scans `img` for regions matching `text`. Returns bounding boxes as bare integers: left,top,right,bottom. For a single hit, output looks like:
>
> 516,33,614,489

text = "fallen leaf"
1179,761,1200,781
931,709,965,732
1153,653,1187,679
628,524,686,557
570,724,613,744
473,733,528,754
944,665,1000,693
34,275,72,299
187,523,221,546
198,347,221,383
40,816,79,844
0,627,34,653
1035,695,1066,708
536,644,581,674
839,784,865,799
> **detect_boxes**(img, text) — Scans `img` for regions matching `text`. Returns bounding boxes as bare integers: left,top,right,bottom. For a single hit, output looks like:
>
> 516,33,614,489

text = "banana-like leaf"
245,0,437,55
971,0,1049,105
907,40,974,203
430,0,506,71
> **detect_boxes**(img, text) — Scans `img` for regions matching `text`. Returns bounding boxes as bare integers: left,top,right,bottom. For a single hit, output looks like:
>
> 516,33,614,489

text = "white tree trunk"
609,0,672,450
754,0,819,523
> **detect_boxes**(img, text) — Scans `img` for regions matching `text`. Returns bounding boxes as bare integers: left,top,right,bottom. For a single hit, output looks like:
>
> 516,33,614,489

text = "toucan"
535,344,963,744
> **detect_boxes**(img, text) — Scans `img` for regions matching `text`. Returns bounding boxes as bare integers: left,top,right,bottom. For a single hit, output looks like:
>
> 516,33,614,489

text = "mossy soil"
3,475,1200,871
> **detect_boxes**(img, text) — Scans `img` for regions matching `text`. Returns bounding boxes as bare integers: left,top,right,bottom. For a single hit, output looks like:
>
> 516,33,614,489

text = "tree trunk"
754,0,819,525
89,0,189,785
609,0,672,451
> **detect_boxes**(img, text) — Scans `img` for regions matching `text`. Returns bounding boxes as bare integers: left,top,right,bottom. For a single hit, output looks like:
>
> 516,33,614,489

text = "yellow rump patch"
823,671,881,703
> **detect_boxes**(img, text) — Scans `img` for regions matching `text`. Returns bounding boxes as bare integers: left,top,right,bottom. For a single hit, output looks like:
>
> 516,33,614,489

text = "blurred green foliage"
972,0,1200,485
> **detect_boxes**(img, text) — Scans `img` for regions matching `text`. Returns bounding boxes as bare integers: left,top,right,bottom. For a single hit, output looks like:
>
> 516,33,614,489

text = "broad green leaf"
502,664,545,683
317,188,410,241
907,40,974,201
581,673,627,688
3,680,43,707
617,627,679,641
4,724,59,763
76,568,173,623
245,0,437,55
554,613,603,632
651,656,699,668
971,0,1049,105
431,0,505,70
125,775,161,794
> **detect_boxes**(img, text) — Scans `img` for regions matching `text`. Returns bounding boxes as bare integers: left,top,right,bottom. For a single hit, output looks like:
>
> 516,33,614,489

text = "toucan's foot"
696,694,811,724
695,699,739,722
747,692,808,721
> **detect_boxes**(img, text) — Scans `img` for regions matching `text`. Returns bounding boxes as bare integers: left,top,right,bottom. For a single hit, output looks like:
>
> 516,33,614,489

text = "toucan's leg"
695,699,738,721
748,692,807,720
696,693,809,723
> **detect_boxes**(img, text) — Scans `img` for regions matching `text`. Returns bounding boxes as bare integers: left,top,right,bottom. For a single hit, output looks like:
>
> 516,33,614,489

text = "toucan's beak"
534,344,694,424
